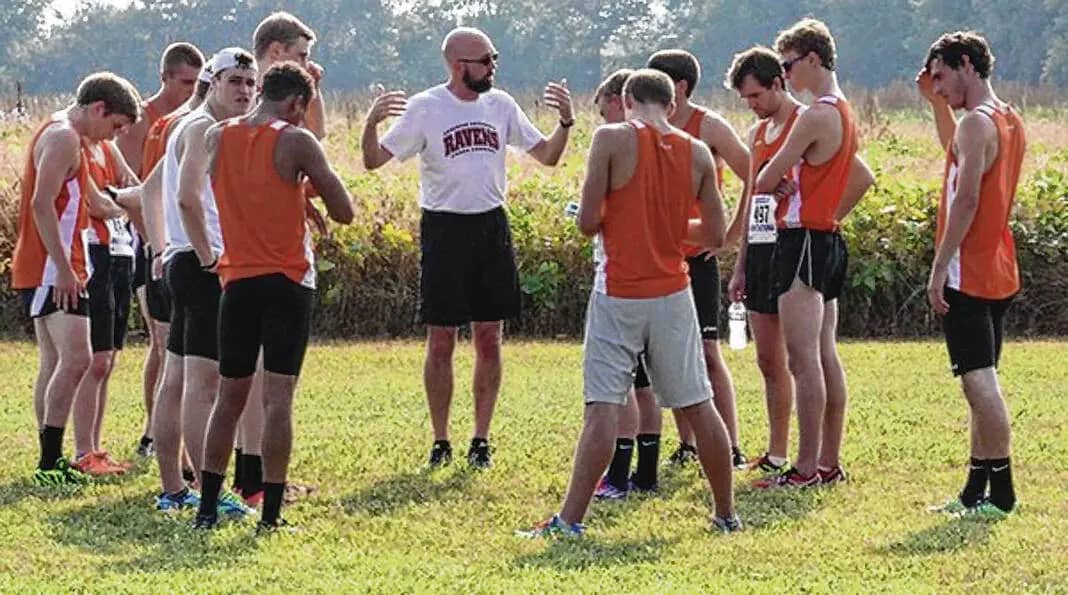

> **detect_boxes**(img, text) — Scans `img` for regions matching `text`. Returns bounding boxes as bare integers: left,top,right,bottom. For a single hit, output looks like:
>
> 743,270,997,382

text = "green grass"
0,339,1066,592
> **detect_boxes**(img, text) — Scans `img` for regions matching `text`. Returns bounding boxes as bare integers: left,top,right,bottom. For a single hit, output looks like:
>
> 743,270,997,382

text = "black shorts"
87,245,133,352
771,228,848,302
20,287,89,319
165,251,221,360
687,254,721,340
634,351,651,390
943,288,1014,377
744,243,777,315
219,274,314,379
132,242,148,290
144,248,172,323
419,207,520,326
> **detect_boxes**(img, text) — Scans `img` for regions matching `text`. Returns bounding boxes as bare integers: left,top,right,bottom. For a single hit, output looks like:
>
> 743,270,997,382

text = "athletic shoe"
96,451,133,471
428,442,452,468
955,499,1016,521
516,514,585,538
284,481,317,504
467,441,492,470
156,488,201,512
73,452,126,476
732,447,749,470
34,457,90,486
256,518,298,536
628,476,659,495
182,468,197,485
751,467,820,490
192,513,218,530
817,465,848,485
711,515,744,534
242,490,263,509
217,490,254,520
927,497,972,515
667,444,698,466
593,477,628,501
747,453,789,475
136,438,155,458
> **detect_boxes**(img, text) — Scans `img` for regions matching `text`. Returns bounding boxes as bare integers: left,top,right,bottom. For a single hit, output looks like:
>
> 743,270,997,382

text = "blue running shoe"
156,487,201,512
517,514,585,538
217,490,254,520
594,476,628,501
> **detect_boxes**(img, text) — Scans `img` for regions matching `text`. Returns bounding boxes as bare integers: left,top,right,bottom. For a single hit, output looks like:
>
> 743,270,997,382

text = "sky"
47,0,134,27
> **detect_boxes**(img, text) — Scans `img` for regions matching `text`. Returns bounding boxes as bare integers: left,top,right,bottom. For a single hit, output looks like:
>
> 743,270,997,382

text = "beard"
463,68,493,94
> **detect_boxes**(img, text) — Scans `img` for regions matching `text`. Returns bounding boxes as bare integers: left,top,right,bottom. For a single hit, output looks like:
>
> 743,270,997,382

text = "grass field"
0,339,1066,592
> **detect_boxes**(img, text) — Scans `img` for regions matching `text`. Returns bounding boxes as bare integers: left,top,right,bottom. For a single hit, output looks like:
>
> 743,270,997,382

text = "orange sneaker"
73,452,126,476
96,451,133,471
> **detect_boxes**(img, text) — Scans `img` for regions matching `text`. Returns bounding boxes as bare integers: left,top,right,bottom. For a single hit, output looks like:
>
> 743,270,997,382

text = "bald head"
442,27,493,62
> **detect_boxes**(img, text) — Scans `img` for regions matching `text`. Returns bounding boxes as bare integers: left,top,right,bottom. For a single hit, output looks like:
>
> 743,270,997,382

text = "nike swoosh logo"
991,465,1009,472
619,445,633,451
639,441,657,447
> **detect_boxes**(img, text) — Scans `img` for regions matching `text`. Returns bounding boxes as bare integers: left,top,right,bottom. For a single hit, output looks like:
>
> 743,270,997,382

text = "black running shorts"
687,254,721,340
634,351,651,390
144,248,172,323
744,243,777,315
87,244,133,352
771,228,848,302
943,287,1014,377
132,241,148,290
20,287,89,319
419,207,520,326
165,251,221,360
219,273,314,379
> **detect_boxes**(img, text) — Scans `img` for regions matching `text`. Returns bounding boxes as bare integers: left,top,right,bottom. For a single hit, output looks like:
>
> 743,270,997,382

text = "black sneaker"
182,467,197,484
192,513,218,530
256,518,297,536
467,439,492,469
667,443,698,466
428,440,452,468
732,447,749,469
136,436,155,458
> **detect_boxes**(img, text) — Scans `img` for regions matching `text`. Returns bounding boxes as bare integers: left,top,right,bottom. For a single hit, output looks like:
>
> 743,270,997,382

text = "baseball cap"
200,47,256,82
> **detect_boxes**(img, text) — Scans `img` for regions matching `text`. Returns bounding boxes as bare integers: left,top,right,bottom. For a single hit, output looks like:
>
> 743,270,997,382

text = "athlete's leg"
181,356,220,485
471,321,503,440
32,319,60,430
425,325,457,442
751,312,793,459
675,399,734,518
39,313,92,468
817,300,848,469
962,368,1011,459
91,350,118,451
152,351,186,494
617,389,638,439
72,350,113,458
704,339,741,448
559,403,620,525
672,410,694,446
138,286,162,441
635,387,661,435
778,281,826,477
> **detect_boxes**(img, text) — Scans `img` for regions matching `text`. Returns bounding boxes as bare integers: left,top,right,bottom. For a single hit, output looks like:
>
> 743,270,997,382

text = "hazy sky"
48,0,133,24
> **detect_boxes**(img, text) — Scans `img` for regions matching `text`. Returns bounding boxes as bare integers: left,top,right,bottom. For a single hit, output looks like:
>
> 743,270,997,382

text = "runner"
647,49,751,469
363,27,573,469
919,32,1022,519
11,73,141,485
116,42,204,458
590,68,665,500
752,19,875,489
522,69,739,536
724,46,803,475
193,62,354,532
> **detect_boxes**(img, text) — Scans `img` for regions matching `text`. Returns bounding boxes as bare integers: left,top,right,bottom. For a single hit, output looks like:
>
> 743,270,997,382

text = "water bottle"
728,302,747,350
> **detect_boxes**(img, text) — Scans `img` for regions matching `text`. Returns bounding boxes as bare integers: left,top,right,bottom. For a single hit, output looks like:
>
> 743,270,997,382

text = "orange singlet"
140,110,184,179
937,103,1024,300
681,107,725,257
83,141,123,246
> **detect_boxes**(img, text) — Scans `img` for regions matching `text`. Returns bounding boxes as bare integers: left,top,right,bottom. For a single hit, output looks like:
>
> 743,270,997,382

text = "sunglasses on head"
459,53,499,67
781,55,804,72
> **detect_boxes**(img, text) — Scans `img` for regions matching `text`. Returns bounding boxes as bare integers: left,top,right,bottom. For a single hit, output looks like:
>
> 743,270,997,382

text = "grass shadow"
875,518,994,556
340,467,476,517
47,491,259,572
513,536,677,570
0,477,89,506
731,483,833,529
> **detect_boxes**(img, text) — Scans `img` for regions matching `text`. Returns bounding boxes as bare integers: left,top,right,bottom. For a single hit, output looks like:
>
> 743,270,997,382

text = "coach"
362,27,573,469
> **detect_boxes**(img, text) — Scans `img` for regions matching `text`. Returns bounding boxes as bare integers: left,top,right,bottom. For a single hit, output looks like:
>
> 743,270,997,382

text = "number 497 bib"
747,193,777,245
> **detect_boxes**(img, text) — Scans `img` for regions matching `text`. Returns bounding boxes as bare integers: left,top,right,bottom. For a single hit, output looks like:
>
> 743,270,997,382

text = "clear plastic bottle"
728,301,747,350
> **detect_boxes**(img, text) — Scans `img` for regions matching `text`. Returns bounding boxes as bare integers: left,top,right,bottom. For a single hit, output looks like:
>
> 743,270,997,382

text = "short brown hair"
647,50,700,97
594,68,633,103
253,12,316,60
623,69,675,108
925,31,995,79
160,42,204,76
261,62,315,103
725,46,784,90
775,18,836,71
76,72,141,121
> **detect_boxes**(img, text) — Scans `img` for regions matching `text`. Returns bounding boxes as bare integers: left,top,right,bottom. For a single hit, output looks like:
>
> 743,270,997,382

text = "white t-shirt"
381,85,545,214
161,108,224,262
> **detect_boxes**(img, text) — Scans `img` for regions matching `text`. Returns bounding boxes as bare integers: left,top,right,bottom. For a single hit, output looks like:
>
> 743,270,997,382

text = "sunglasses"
781,55,804,73
458,53,499,67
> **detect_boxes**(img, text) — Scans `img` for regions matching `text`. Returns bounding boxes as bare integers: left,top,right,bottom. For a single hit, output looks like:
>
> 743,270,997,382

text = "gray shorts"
582,288,712,409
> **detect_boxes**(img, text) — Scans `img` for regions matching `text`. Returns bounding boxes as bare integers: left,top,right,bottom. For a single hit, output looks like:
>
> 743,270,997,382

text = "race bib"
747,193,777,245
107,218,135,257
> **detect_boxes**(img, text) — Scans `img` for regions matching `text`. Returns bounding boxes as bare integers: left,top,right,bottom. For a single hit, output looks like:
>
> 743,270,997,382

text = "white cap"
201,47,255,82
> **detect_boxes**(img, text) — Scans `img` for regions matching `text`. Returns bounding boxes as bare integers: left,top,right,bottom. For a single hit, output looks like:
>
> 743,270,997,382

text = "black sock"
38,429,45,455
433,439,451,451
241,454,264,495
469,437,488,451
197,471,225,520
139,435,153,447
261,482,285,525
633,434,660,489
986,457,1016,512
232,448,244,491
605,438,634,490
959,457,988,507
38,425,65,470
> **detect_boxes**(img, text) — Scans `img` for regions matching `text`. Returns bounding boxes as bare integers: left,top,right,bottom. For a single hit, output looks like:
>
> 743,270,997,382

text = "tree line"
2,0,1067,97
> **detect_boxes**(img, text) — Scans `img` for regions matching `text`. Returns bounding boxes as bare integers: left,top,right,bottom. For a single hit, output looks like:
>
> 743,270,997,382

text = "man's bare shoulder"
797,101,838,125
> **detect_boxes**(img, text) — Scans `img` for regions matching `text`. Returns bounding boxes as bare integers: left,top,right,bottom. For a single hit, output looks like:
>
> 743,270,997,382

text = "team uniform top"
594,121,696,299
212,118,315,290
776,95,857,231
380,85,545,214
10,114,93,289
680,107,724,257
160,107,223,262
748,107,802,242
937,103,1024,300
141,109,184,179
82,141,135,257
